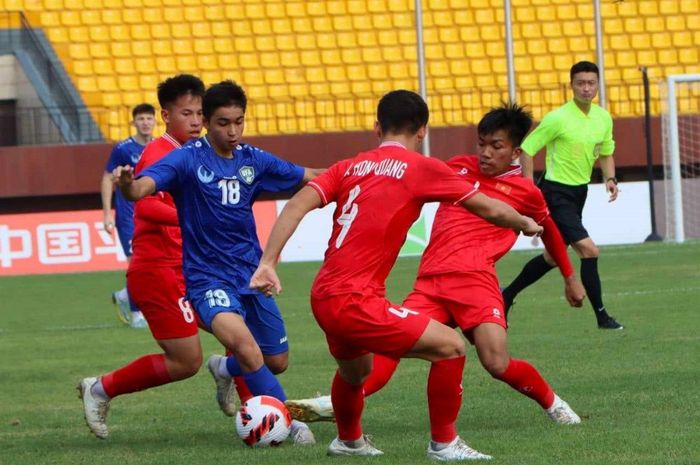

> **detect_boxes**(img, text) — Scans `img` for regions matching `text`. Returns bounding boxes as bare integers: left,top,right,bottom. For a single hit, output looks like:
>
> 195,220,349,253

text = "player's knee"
169,353,202,380
264,357,288,374
482,355,509,378
438,333,466,360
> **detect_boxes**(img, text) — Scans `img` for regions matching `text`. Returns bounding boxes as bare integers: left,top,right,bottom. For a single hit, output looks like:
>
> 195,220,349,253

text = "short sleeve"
599,113,615,156
139,147,188,193
520,182,550,224
104,145,122,172
256,148,305,193
521,111,560,157
307,160,348,205
412,157,478,204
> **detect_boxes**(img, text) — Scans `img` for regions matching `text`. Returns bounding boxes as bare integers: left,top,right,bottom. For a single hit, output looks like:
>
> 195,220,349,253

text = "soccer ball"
235,395,292,447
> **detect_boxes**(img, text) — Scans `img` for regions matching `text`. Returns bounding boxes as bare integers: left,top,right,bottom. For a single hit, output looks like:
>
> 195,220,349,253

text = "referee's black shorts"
541,180,589,245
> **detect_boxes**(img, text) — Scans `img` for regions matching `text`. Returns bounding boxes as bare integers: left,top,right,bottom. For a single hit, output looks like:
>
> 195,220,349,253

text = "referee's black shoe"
597,315,624,330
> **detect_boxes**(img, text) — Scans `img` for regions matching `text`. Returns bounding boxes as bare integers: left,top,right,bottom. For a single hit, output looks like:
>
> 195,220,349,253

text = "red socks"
101,354,172,398
234,375,253,403
497,358,555,409
427,356,465,443
332,370,365,441
363,355,400,397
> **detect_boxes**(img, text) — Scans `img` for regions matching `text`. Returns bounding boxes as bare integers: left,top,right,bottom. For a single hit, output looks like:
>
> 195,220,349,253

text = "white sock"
90,379,111,401
217,356,230,378
117,288,129,301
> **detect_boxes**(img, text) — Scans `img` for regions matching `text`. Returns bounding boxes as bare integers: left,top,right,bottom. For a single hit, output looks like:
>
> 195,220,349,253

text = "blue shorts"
190,287,288,356
115,219,134,258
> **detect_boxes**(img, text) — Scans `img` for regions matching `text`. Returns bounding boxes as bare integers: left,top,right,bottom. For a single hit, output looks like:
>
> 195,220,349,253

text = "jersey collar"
379,141,407,150
162,132,182,148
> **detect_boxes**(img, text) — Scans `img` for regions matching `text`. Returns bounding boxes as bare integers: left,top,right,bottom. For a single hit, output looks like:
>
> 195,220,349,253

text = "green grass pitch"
1,241,699,464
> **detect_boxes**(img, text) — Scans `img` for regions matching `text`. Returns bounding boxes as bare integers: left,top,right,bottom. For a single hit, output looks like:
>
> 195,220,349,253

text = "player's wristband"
606,177,618,185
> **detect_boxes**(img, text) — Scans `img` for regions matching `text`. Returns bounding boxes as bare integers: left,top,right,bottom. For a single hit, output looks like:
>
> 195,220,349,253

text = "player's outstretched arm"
250,185,323,295
100,171,115,234
112,165,156,201
540,216,586,307
461,192,543,236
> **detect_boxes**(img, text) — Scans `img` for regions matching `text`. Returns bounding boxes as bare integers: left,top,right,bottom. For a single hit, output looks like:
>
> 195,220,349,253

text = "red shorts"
403,271,507,332
127,265,198,340
311,292,432,360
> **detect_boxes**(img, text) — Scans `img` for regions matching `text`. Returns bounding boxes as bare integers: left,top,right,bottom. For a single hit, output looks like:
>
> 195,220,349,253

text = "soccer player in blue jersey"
101,103,155,328
113,80,323,444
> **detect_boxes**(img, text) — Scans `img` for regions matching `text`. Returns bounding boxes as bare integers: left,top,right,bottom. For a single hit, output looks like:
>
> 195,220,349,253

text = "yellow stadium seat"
292,17,313,33
672,31,693,48
378,30,398,46
624,18,644,33
474,8,495,24
100,10,122,25
392,12,413,28
87,42,109,58
217,54,238,70
325,66,347,82
527,39,547,55
150,24,170,39
252,19,272,35
271,18,292,34
666,15,686,31
274,34,297,51
155,56,176,73
42,0,64,10
533,55,553,72
398,29,415,45
172,39,193,55
113,58,134,74
658,49,678,65
110,42,131,58
652,32,672,49
192,23,212,38
609,34,630,50
132,41,153,57
211,22,232,37
296,34,316,50
432,11,454,27
121,9,143,24
429,60,450,77
40,11,61,26
542,21,562,38
80,10,101,25
243,2,265,19
346,64,368,81
465,42,485,58
449,59,470,76
635,49,655,66
97,76,118,92
312,16,333,32
304,66,326,83
645,16,665,32
332,15,353,31
629,33,651,49
279,51,300,67
515,6,535,22
255,36,276,52
321,49,342,65
183,6,204,22
309,82,330,97
357,31,378,46
128,24,150,40
102,92,122,106
453,9,473,25
60,11,81,26
258,51,279,68
300,50,321,66
444,43,465,59
520,23,542,39
197,55,218,71
72,60,94,76
341,49,362,64
118,76,140,91
362,47,383,63
67,27,89,43
316,32,338,49
679,48,699,65
193,40,214,55
135,58,155,75
77,77,98,93
171,24,191,39
470,58,491,75
553,54,573,70
659,1,679,14
175,55,196,72
142,8,162,24
109,25,130,41
514,56,532,72
438,27,459,43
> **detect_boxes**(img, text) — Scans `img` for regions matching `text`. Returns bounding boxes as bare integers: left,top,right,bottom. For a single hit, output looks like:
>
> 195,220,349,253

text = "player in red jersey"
250,91,543,460
359,103,587,428
78,75,206,439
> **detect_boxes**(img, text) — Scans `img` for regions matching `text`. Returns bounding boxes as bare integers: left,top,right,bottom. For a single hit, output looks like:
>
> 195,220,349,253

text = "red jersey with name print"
129,134,183,271
418,155,549,277
308,143,479,299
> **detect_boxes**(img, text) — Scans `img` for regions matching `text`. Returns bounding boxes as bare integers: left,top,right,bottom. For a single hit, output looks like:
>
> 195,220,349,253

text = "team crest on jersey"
495,182,512,194
458,167,469,175
239,165,255,185
197,165,215,183
130,153,141,164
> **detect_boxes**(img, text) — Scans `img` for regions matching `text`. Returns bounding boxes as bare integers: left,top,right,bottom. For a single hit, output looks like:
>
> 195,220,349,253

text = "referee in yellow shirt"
502,61,623,330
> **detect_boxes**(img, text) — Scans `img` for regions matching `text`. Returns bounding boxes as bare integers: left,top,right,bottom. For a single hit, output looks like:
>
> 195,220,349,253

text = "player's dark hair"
478,102,533,147
377,90,429,135
570,61,599,81
131,103,155,118
157,74,205,109
203,80,247,120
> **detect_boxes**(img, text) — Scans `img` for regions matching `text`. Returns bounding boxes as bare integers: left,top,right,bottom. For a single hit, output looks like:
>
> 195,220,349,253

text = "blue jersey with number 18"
140,136,304,294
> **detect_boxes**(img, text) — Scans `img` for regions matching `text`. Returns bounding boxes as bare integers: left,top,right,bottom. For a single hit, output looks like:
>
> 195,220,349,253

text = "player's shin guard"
497,358,554,409
242,364,286,401
101,354,172,398
427,356,465,443
363,355,400,397
331,370,364,441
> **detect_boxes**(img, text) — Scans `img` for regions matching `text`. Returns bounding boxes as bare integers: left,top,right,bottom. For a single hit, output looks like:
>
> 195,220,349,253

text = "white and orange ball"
235,395,292,447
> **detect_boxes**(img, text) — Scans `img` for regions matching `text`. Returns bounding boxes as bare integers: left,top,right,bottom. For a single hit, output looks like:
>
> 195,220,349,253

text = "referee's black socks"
580,257,610,322
502,254,555,314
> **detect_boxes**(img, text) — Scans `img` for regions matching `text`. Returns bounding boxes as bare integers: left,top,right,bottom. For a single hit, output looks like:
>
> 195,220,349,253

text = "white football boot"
206,355,236,417
290,420,316,445
327,435,384,456
285,394,335,422
427,436,492,461
546,395,581,424
77,377,110,439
